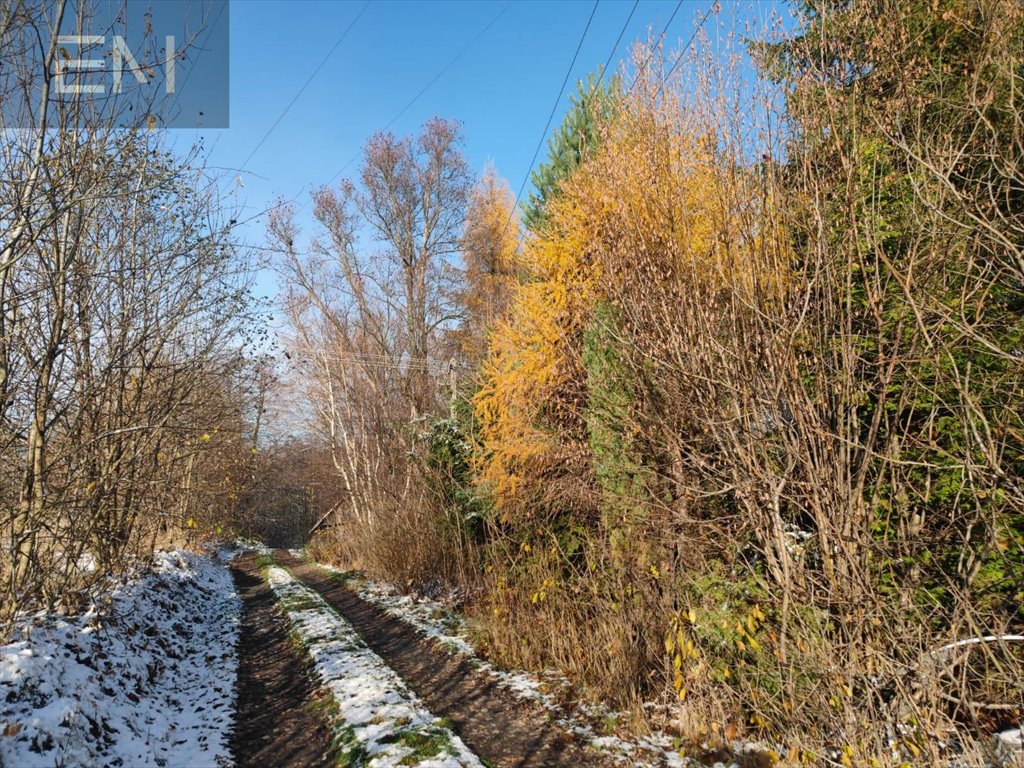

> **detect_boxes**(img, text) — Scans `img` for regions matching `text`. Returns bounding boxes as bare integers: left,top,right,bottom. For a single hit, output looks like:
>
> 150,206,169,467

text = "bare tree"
0,0,260,632
270,117,472,579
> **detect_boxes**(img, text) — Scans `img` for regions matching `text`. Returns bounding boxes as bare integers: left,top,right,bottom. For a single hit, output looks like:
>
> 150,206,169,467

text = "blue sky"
186,0,783,304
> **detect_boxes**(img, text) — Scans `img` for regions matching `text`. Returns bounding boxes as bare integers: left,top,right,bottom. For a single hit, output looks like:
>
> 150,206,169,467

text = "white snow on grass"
0,549,239,768
264,566,483,768
337,572,476,658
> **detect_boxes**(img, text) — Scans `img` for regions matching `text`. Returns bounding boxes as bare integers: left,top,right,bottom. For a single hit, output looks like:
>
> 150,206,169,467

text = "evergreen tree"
521,72,622,233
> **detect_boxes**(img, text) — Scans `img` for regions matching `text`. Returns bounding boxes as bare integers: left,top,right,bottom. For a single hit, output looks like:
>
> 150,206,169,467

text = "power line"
598,0,638,86
314,0,516,198
240,1,371,172
505,0,690,241
245,0,513,235
663,8,712,83
240,0,693,258
625,0,684,95
579,0,639,160
223,0,522,237
506,0,600,233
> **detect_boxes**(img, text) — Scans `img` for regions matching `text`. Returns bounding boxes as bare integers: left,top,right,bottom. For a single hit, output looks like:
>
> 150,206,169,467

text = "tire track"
274,549,615,768
230,552,340,768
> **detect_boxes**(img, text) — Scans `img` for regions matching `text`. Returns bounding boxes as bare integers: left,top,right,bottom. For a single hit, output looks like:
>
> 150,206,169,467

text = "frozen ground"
264,565,483,768
0,549,240,768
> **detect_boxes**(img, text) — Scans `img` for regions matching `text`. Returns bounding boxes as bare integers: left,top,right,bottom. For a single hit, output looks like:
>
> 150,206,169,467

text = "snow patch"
265,566,483,768
342,573,475,657
0,550,240,768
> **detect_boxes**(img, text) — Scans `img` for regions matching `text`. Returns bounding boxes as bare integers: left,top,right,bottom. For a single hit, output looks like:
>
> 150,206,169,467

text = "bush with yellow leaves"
470,58,794,716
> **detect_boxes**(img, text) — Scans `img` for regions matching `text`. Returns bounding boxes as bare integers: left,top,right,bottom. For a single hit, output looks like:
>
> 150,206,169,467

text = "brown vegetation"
290,3,1023,763
0,1,264,631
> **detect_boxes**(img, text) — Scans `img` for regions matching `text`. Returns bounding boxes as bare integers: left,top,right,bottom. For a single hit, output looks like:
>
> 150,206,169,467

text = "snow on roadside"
0,550,240,768
319,564,700,768
317,566,475,659
264,566,484,768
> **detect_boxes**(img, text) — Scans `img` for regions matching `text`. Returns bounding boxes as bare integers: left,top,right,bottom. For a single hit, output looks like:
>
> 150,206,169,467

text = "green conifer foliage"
521,73,622,233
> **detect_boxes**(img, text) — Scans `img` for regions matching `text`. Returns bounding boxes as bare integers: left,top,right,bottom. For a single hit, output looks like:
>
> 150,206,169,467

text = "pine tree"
521,72,621,233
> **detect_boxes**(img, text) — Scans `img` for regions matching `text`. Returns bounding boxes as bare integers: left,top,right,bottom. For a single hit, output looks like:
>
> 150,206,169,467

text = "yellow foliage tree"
473,76,784,517
458,164,520,362
471,167,602,510
470,68,791,706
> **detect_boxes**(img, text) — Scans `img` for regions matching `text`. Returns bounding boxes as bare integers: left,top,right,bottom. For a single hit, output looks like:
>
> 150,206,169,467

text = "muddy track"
274,549,616,768
230,552,340,768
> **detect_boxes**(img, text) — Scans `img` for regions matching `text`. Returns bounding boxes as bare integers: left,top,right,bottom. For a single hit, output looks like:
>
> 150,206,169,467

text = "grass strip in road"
263,565,484,768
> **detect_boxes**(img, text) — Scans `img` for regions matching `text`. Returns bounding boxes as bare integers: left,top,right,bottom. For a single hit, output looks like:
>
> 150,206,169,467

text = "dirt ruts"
229,552,340,768
274,549,615,768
